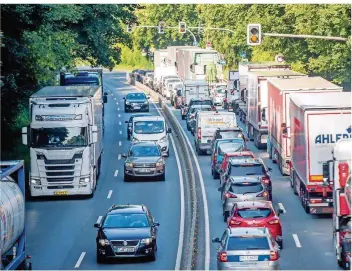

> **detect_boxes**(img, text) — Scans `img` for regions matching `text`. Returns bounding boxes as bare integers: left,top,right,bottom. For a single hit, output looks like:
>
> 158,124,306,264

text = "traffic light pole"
262,32,348,41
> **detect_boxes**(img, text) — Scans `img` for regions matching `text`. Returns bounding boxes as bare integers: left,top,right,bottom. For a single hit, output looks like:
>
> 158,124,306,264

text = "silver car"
219,176,269,221
212,227,280,270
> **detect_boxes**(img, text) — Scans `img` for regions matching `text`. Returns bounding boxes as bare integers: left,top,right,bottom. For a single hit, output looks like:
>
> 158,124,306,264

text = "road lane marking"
292,234,302,248
118,114,121,117
114,97,116,100
117,108,120,111
119,122,121,125
119,141,122,146
74,252,86,268
107,190,113,199
118,154,121,160
119,130,122,134
278,203,286,213
96,216,103,224
114,170,118,176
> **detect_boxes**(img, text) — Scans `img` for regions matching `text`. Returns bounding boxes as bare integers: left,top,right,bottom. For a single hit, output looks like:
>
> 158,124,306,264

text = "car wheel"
166,150,170,157
187,123,190,131
159,172,165,181
278,240,283,249
196,145,202,156
149,249,156,261
146,107,150,113
96,248,105,263
127,133,130,140
223,211,229,222
181,115,185,120
124,174,131,182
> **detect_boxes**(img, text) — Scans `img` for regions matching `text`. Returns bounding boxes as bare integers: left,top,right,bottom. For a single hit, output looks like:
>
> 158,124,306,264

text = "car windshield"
134,121,165,134
231,164,265,176
192,100,212,106
31,127,87,148
103,213,150,228
127,93,146,100
129,145,161,157
227,236,270,250
237,208,272,218
229,182,263,194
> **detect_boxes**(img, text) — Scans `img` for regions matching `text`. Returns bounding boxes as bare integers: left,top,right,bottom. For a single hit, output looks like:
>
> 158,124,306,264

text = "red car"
227,201,284,248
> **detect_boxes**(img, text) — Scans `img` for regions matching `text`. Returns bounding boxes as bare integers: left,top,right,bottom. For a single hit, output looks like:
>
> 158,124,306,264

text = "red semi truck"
266,77,342,176
289,92,351,214
323,139,351,270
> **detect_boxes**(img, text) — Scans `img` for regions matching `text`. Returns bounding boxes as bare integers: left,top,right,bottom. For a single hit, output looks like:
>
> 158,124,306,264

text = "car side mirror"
153,222,160,227
217,187,222,192
123,97,126,100
212,237,220,243
125,121,129,123
277,208,284,216
167,128,172,134
268,167,273,172
147,96,150,99
121,154,127,158
94,223,100,228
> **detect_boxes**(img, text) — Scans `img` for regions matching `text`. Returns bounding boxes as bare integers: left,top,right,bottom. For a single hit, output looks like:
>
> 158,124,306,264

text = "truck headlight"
141,238,152,245
159,136,167,143
99,239,110,246
31,178,41,185
80,177,90,184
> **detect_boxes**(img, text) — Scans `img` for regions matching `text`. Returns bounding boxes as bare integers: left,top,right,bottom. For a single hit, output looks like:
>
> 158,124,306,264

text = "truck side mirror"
22,126,28,146
322,162,330,181
91,125,98,144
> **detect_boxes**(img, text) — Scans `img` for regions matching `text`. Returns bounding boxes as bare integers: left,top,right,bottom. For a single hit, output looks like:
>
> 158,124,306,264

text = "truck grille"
47,185,74,189
46,178,74,183
111,240,139,246
43,153,83,165
134,163,156,168
46,171,74,176
45,166,75,170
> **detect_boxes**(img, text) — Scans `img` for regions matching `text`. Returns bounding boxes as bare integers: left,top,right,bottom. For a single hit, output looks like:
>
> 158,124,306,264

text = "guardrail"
129,74,203,270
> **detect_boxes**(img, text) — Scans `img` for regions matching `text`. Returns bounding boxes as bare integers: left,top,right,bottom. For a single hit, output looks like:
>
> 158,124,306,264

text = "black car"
181,98,215,120
340,236,351,270
95,204,159,263
124,92,150,113
122,142,165,181
125,113,152,140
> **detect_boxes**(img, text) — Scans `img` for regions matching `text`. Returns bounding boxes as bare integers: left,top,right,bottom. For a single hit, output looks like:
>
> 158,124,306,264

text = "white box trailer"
167,46,195,71
153,49,169,91
182,79,210,105
267,76,342,176
22,86,105,197
246,70,306,149
290,92,351,214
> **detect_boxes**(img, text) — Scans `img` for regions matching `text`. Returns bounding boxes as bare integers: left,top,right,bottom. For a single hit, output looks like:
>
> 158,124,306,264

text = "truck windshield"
134,121,165,134
31,127,87,147
194,53,219,65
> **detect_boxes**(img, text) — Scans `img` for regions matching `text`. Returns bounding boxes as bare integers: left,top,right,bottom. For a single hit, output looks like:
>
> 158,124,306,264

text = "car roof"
225,151,255,157
133,116,165,122
108,204,147,214
235,200,273,209
191,104,212,108
229,157,263,166
227,227,269,237
229,176,262,183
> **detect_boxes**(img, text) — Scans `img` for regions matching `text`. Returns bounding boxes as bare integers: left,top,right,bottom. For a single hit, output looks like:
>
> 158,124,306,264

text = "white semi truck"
153,49,174,92
21,85,105,197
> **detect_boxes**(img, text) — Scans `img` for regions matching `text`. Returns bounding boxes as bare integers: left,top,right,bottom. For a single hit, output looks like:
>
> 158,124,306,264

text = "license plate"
54,190,68,195
239,255,258,261
134,106,141,109
139,169,151,173
115,247,135,253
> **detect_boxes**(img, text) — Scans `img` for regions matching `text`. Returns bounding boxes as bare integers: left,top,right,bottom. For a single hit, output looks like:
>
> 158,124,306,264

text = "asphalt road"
25,71,181,270
163,97,340,270
24,71,340,270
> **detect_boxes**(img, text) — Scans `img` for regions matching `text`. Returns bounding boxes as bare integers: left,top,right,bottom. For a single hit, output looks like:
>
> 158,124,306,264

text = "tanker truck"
1,160,32,270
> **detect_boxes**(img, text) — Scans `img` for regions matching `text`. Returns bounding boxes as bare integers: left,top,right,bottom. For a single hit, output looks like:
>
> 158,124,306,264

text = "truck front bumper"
30,183,93,197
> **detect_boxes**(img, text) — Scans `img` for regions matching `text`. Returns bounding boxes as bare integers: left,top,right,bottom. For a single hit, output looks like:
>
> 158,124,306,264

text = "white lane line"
117,108,120,111
278,203,286,213
119,141,122,146
118,114,121,117
96,216,103,224
114,97,116,100
119,122,121,125
292,234,302,248
74,252,86,268
114,170,118,176
119,130,122,135
107,190,113,199
118,154,121,160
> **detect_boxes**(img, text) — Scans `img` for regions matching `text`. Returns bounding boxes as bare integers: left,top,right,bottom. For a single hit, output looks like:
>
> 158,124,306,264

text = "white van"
132,116,172,156
194,112,237,155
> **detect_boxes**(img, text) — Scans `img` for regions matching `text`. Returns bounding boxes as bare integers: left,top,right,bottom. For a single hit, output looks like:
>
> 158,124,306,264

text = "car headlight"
132,137,139,142
79,177,90,184
126,101,131,105
159,136,167,143
99,239,110,246
31,178,41,185
141,238,152,245
125,162,133,168
144,100,148,104
156,159,165,167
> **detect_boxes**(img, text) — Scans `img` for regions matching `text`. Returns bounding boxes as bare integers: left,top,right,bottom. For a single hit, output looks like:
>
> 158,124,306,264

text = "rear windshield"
231,164,265,176
227,237,270,250
218,131,243,139
342,239,351,252
237,208,272,219
218,142,244,154
134,121,164,134
191,100,213,106
191,107,212,114
229,182,263,194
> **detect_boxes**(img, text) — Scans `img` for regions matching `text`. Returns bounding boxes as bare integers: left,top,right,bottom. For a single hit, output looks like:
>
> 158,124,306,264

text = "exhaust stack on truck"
21,85,106,197
266,76,343,176
289,92,351,215
1,160,32,270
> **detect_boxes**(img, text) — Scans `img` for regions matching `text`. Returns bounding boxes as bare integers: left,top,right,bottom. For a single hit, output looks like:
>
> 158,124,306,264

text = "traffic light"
247,24,261,46
126,24,132,33
158,21,165,34
179,22,187,34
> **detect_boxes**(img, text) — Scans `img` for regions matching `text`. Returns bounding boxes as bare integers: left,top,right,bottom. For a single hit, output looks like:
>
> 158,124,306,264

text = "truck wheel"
223,211,229,222
196,145,202,156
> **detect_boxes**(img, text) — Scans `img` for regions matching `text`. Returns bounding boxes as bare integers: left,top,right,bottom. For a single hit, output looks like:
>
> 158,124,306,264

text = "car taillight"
309,199,323,204
270,251,279,261
257,191,269,198
224,98,228,102
345,252,351,261
211,106,216,111
226,192,237,198
229,219,242,226
262,177,271,185
268,218,280,225
197,128,202,139
218,252,227,262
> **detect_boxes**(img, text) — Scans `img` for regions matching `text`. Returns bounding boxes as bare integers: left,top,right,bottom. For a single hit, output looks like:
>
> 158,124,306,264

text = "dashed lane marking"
107,190,113,199
74,252,86,268
114,170,118,176
278,203,286,213
292,234,302,248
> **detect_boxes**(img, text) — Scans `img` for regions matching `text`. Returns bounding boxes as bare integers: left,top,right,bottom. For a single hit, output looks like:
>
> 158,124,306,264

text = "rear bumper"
97,243,154,259
125,167,164,177
218,261,280,270
307,204,334,214
125,104,149,111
